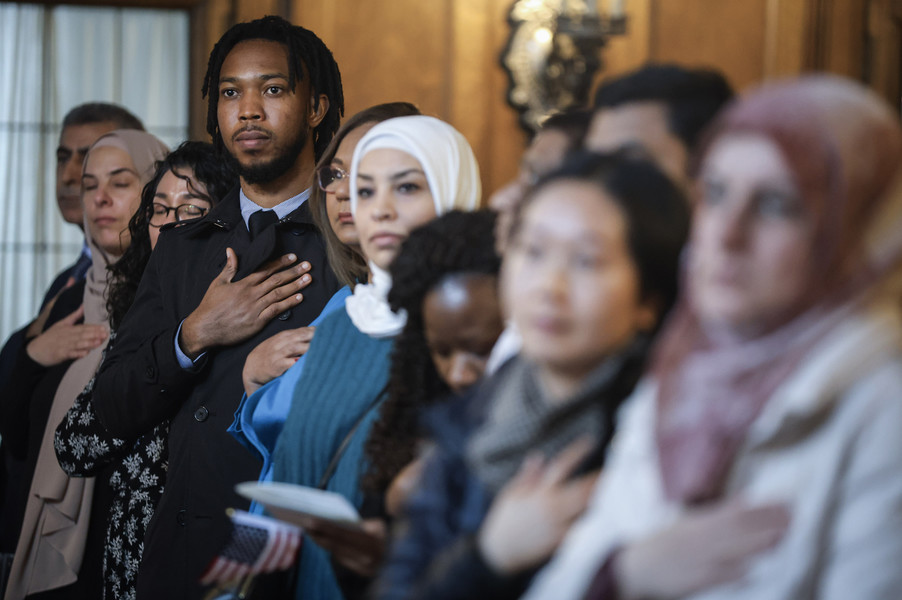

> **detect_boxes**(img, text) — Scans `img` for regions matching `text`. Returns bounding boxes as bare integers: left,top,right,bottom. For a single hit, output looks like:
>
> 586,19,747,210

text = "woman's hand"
615,500,790,600
267,508,387,577
385,455,427,518
242,326,316,396
26,305,108,367
180,249,312,359
478,438,598,575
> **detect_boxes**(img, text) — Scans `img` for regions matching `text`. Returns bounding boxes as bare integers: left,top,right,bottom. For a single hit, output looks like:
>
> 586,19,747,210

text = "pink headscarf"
653,75,902,504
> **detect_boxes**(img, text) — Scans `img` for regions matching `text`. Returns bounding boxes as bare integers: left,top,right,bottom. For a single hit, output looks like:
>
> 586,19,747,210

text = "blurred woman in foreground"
526,75,902,600
375,152,689,600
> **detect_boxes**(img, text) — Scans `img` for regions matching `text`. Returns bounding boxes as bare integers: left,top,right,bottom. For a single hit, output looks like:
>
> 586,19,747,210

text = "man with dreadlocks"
90,15,344,599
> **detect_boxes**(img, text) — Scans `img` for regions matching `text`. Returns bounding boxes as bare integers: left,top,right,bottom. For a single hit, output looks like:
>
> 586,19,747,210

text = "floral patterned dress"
54,335,169,600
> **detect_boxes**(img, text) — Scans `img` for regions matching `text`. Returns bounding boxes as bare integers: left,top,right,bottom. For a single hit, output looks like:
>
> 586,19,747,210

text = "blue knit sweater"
228,285,353,509
272,305,394,600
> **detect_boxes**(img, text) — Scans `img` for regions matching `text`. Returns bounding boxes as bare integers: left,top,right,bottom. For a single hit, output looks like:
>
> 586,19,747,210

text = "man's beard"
227,124,309,185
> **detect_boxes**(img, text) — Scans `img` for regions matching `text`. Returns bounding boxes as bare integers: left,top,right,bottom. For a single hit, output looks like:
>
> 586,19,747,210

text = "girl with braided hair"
286,210,505,598
365,210,504,516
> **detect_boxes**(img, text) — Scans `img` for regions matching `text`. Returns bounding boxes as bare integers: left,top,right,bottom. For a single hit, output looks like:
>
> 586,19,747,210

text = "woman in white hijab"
267,116,481,600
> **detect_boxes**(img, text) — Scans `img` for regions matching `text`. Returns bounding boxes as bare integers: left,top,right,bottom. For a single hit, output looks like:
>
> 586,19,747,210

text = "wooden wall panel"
868,0,902,106
450,0,526,195
817,0,867,77
649,0,770,90
292,0,450,116
602,0,653,78
291,0,521,196
235,0,282,22
185,0,898,195
764,0,814,78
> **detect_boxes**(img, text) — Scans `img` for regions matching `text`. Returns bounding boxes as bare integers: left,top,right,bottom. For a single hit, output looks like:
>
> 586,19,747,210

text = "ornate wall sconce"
501,0,627,133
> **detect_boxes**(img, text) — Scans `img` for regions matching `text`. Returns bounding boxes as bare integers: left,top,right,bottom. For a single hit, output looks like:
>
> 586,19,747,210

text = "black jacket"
92,188,341,600
0,282,84,555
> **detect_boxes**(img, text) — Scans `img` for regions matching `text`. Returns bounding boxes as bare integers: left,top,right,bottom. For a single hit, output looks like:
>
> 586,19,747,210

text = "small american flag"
200,509,302,586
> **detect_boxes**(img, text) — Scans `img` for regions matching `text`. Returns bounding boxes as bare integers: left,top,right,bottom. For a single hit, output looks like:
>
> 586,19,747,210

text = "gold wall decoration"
500,0,626,132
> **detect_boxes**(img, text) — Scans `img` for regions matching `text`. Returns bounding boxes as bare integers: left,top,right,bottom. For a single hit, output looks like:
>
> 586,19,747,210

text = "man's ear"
309,94,329,128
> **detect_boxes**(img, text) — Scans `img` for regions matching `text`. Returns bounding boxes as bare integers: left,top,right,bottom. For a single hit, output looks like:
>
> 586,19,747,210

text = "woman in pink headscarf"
523,75,902,600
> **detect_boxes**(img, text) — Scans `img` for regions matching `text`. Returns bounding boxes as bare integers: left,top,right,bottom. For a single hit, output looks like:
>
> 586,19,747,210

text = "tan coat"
525,300,902,600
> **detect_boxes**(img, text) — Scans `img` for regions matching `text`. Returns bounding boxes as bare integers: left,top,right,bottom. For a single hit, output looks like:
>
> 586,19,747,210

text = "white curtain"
0,2,189,342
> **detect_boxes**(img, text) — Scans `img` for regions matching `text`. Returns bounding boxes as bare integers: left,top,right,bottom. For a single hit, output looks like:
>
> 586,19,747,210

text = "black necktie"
248,209,278,240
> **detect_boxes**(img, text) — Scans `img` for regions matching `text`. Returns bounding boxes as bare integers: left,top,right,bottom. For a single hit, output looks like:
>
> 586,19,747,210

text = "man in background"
587,63,734,188
486,64,733,373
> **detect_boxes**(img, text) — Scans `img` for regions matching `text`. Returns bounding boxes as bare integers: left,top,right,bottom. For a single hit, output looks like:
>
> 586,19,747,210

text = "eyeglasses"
147,202,209,227
316,165,350,192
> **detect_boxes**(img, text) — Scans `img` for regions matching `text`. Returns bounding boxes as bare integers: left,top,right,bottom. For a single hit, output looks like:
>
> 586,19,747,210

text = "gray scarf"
466,338,647,494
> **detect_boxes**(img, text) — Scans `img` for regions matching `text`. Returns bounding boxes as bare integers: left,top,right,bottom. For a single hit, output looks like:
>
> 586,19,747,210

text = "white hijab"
345,116,481,337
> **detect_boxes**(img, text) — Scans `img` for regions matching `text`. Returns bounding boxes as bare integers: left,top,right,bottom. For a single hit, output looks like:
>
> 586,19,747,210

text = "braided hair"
361,210,501,497
107,141,237,330
201,15,344,161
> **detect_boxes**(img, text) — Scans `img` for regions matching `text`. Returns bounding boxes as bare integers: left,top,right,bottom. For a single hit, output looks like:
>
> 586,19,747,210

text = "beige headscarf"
653,76,902,504
6,130,168,599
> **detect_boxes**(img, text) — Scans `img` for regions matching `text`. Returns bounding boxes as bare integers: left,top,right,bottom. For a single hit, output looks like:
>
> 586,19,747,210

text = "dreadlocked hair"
201,15,344,161
361,210,500,498
107,141,237,330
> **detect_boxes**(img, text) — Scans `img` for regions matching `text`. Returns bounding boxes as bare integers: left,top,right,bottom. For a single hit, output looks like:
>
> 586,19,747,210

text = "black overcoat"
92,187,341,600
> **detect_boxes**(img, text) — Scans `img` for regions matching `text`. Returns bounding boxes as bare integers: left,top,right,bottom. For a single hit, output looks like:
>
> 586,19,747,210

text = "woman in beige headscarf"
5,130,168,600
524,75,902,600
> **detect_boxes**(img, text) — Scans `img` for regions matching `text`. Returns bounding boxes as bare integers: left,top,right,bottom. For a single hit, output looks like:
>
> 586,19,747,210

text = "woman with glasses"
229,103,421,505
51,141,235,600
309,102,420,289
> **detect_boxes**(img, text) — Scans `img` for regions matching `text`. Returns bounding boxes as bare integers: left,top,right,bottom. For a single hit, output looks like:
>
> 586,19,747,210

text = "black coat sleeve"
373,446,528,600
413,534,530,600
92,240,201,440
0,283,84,458
0,344,48,459
0,326,30,413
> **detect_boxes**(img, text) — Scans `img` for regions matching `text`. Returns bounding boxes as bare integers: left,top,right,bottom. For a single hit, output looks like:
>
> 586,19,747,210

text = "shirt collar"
238,187,311,228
